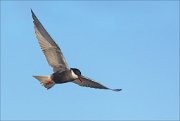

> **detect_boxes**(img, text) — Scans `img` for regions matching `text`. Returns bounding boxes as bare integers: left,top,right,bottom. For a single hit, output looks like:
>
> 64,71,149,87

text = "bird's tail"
33,75,55,89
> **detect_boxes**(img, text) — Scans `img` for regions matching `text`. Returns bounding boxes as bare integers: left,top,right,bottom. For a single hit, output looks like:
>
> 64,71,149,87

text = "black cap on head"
71,68,81,76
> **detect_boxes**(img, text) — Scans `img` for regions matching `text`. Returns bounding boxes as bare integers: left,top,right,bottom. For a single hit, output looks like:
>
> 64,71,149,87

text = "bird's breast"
51,70,77,84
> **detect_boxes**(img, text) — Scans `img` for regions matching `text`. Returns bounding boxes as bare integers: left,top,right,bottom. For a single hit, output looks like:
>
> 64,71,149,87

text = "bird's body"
52,69,78,84
31,9,122,91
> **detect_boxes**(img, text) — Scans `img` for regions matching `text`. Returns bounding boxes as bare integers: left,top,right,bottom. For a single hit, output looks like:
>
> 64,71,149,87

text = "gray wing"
73,76,122,91
31,10,69,72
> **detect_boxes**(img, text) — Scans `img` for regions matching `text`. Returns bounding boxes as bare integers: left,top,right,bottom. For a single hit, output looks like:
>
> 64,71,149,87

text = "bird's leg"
46,80,54,85
41,80,53,87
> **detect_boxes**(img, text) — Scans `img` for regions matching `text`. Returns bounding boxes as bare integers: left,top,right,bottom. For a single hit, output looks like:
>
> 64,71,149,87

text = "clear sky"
1,1,179,120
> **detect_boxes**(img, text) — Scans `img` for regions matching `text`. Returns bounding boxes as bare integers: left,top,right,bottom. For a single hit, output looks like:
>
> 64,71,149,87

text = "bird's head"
71,68,81,76
70,68,84,82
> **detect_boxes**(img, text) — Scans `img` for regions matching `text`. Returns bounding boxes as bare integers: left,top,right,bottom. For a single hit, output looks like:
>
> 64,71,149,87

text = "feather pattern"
31,10,69,72
73,76,122,91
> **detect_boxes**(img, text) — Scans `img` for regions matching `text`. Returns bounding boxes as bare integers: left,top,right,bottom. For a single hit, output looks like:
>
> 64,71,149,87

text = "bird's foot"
46,80,54,85
43,80,55,89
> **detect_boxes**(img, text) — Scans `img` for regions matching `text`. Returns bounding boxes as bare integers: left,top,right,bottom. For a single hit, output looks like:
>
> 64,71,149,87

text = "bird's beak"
78,76,83,83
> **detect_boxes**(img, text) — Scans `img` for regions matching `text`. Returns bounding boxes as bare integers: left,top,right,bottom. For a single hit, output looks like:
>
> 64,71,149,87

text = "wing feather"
73,76,122,91
31,10,69,72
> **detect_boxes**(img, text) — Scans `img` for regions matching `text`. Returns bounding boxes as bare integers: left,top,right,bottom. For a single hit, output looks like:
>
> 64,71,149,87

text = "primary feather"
31,10,69,72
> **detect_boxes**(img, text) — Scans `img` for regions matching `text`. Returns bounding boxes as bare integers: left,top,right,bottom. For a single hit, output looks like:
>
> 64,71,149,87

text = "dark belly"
51,70,74,84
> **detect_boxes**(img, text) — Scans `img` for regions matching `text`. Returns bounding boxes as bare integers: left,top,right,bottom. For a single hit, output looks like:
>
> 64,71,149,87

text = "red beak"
78,77,83,83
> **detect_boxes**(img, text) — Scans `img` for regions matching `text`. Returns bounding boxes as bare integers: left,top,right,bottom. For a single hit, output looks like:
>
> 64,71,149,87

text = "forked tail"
33,75,55,89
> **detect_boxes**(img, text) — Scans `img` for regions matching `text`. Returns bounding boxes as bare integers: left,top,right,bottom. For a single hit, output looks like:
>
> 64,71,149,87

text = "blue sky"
1,1,179,120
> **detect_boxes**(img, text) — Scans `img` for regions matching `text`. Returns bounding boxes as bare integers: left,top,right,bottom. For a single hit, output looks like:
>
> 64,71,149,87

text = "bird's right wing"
73,76,122,91
31,10,69,72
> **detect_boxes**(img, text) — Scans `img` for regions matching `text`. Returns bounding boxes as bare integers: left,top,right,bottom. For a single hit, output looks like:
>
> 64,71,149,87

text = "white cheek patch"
71,70,78,79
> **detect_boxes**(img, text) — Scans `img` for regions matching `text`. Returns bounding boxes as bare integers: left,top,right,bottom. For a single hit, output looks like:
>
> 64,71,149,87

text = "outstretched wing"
73,76,122,91
31,9,69,72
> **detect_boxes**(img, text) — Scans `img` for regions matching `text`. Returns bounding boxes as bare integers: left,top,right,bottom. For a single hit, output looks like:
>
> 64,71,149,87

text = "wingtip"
31,8,34,15
31,9,38,21
111,89,122,92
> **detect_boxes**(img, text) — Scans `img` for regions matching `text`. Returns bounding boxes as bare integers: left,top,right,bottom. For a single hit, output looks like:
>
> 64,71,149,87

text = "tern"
31,10,122,91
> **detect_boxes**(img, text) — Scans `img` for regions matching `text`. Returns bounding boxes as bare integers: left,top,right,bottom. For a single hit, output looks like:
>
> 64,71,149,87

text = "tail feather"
33,76,55,89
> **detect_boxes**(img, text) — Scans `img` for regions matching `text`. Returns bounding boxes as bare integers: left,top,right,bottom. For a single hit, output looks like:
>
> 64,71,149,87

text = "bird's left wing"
31,9,69,72
73,76,121,91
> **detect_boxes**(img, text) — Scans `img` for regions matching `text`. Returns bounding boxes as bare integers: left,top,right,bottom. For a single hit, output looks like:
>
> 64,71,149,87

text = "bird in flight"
31,9,122,91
